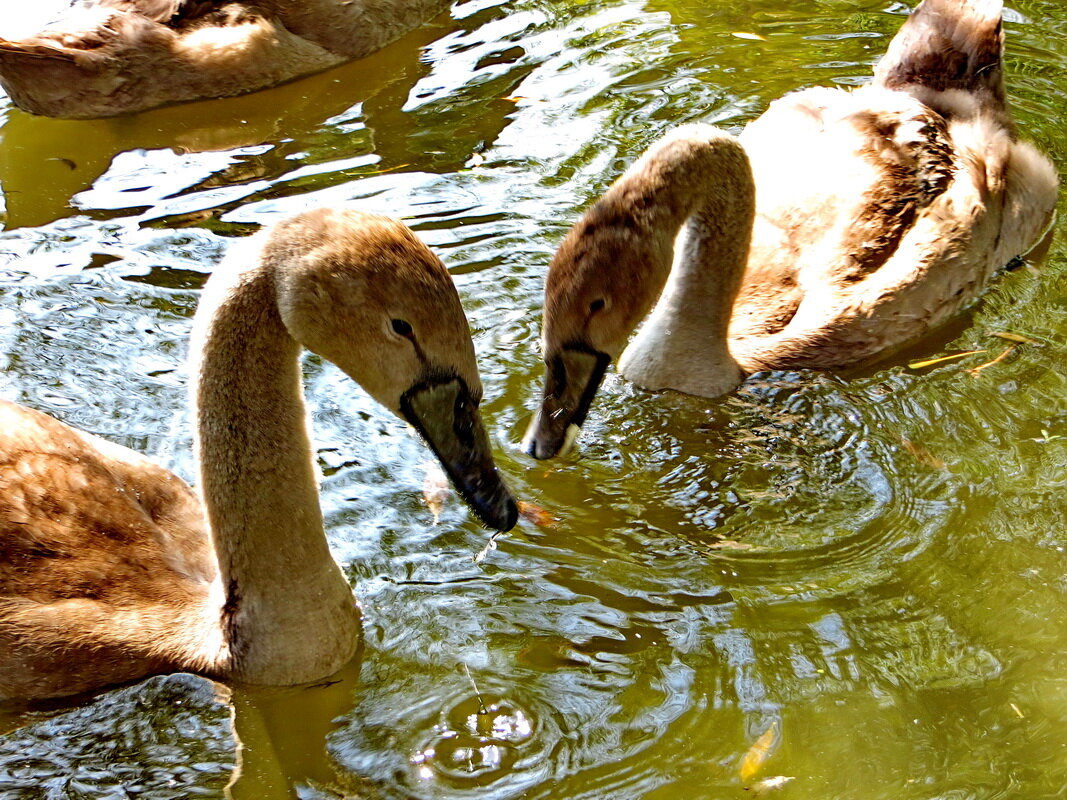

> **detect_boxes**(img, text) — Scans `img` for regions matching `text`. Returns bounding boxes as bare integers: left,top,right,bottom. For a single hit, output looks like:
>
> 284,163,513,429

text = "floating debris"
462,663,488,714
907,350,985,370
1031,429,1066,443
706,539,754,551
746,776,795,795
990,331,1040,345
739,721,780,783
967,345,1017,377
733,32,767,41
360,163,410,176
422,463,451,525
518,500,558,527
474,532,502,564
901,438,947,470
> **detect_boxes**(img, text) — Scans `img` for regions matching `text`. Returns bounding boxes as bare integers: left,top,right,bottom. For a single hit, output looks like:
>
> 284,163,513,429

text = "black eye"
589,298,606,313
391,319,414,338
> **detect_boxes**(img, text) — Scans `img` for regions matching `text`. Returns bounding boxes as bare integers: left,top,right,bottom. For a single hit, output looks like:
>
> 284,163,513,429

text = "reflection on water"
0,0,1065,798
0,674,235,798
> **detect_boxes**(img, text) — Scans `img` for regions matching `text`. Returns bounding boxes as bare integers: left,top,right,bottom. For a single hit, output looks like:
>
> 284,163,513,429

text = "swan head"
522,200,675,460
269,208,518,531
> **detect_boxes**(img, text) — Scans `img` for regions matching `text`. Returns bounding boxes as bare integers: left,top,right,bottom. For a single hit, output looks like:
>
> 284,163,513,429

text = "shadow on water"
227,658,370,799
0,660,371,799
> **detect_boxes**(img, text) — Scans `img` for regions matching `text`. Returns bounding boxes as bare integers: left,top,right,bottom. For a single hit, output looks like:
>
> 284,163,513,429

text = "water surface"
0,0,1064,798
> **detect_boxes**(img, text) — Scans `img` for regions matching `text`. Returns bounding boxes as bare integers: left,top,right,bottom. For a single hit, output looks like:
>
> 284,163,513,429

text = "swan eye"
589,298,606,314
391,318,414,338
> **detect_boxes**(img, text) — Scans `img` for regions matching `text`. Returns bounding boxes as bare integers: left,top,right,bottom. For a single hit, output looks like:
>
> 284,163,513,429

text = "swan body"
0,0,449,118
0,208,516,700
524,0,1058,459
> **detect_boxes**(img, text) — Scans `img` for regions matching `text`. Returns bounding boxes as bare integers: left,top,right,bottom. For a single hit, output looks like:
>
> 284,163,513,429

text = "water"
1,0,1065,798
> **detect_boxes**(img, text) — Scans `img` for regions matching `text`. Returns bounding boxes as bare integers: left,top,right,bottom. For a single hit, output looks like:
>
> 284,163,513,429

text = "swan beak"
522,347,611,460
401,377,518,532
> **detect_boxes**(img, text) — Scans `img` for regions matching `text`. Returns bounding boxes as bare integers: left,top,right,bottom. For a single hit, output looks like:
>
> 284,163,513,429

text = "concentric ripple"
411,691,537,785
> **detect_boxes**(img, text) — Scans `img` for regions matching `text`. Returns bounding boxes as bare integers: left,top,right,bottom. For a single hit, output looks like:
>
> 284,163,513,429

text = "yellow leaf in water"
422,463,451,525
518,501,558,527
732,31,767,40
739,721,779,783
990,331,1040,345
907,350,985,370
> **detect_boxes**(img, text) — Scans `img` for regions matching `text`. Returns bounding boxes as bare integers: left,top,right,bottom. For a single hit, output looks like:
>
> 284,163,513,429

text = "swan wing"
0,400,213,604
731,85,1055,369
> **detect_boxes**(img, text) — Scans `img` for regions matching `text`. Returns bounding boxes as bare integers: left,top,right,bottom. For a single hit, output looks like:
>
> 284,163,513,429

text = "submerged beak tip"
501,498,519,531
521,411,581,461
526,346,609,461
559,423,581,457
519,421,542,459
470,478,518,531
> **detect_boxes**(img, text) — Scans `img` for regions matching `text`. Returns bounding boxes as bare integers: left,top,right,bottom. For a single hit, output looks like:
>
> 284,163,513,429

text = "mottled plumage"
0,401,216,699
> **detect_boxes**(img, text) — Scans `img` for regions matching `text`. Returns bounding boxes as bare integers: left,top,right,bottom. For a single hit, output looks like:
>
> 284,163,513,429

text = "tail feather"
874,0,1005,110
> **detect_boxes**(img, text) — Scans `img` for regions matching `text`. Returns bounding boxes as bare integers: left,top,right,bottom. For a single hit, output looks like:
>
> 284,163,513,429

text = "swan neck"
617,129,754,396
191,259,358,684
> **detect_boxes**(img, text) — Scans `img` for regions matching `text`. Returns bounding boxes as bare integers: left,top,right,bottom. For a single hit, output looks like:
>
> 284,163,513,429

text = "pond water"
1,0,1065,798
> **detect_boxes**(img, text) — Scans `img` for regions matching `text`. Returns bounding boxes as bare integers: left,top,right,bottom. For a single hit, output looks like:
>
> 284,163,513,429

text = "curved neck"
614,126,755,397
191,255,358,685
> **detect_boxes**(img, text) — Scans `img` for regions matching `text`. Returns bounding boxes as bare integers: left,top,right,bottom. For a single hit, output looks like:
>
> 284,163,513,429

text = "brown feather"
0,401,217,698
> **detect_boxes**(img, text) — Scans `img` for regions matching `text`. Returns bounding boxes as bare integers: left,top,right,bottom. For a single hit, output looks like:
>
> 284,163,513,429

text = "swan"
0,207,517,700
0,0,449,118
523,0,1058,460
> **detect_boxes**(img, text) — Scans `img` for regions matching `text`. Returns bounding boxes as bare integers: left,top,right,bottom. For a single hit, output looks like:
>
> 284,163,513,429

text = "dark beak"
521,347,611,460
401,377,518,532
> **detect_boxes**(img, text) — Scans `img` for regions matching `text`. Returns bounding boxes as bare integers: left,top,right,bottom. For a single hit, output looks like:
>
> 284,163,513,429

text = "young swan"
524,0,1058,459
0,0,449,118
0,208,517,700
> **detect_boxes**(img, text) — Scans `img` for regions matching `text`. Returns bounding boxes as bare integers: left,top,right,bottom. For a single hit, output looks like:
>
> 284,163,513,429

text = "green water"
0,0,1065,798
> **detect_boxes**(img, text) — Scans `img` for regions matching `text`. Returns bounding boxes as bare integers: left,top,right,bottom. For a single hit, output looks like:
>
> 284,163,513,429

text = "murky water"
1,0,1065,797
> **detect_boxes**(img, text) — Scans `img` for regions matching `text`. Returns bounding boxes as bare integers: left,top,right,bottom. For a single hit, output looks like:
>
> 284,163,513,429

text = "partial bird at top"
524,0,1058,460
0,0,449,118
